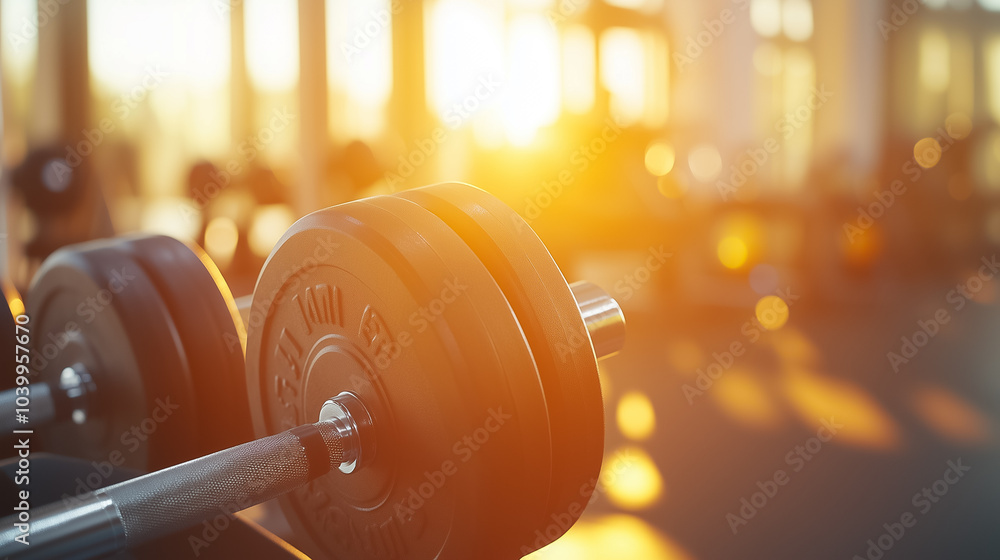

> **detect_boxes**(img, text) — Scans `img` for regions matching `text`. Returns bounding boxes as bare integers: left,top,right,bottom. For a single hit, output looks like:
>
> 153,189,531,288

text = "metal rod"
0,364,95,434
570,281,626,360
0,382,55,434
0,410,361,560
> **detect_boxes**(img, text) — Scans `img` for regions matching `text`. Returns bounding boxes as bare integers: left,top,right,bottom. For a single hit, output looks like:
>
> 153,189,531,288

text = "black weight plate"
245,197,545,559
397,183,604,547
115,235,253,458
364,195,554,547
28,239,200,470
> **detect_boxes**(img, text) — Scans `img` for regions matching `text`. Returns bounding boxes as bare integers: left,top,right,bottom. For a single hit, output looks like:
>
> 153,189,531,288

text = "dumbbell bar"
0,272,619,447
0,284,622,559
7,182,625,559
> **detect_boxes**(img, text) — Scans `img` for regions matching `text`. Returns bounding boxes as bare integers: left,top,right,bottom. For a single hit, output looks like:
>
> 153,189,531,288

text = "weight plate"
397,182,604,547
26,235,248,469
363,195,554,537
245,197,547,559
115,235,253,457
28,238,200,470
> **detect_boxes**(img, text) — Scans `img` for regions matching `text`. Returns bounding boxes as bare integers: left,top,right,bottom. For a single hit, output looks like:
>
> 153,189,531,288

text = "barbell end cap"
319,392,375,474
570,281,626,360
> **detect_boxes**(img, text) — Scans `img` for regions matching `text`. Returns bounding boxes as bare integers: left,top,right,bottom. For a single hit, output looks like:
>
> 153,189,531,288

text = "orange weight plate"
397,182,604,550
245,197,544,559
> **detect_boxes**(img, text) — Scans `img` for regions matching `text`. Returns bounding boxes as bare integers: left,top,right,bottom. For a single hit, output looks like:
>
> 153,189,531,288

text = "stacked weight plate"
28,235,252,470
246,183,604,559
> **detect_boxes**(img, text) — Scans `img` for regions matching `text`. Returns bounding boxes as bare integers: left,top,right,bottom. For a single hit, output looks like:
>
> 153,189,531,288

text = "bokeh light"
914,137,943,169
204,216,239,269
711,369,781,429
617,392,656,441
688,144,722,182
644,142,676,176
945,113,973,140
524,515,692,560
717,236,749,269
783,370,902,450
656,175,687,199
249,205,296,258
911,385,992,445
603,447,664,510
755,295,789,330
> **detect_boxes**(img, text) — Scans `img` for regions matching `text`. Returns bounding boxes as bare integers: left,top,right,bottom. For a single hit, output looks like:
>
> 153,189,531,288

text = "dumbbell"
1,183,626,559
1,235,253,470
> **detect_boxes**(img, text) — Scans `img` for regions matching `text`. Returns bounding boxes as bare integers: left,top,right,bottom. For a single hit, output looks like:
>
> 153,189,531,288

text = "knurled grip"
102,420,344,547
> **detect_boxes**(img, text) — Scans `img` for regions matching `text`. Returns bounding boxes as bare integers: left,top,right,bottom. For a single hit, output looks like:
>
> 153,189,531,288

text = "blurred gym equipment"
0,184,625,560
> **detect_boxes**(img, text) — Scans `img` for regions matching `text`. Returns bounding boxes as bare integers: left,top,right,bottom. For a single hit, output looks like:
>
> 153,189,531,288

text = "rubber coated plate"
28,238,199,470
27,235,247,469
245,197,546,559
398,183,604,547
115,235,252,458
365,195,554,551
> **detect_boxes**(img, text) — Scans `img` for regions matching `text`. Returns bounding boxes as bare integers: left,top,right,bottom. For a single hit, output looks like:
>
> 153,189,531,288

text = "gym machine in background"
1,183,626,560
